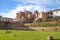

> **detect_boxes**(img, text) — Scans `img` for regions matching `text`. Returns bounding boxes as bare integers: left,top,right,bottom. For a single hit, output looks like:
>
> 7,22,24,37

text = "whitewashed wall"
38,13,43,18
52,10,60,18
53,11,60,16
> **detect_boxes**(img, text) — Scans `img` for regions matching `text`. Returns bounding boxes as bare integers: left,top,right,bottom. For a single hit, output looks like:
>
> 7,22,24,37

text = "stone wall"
0,21,60,31
10,22,24,29
0,21,24,29
28,27,60,31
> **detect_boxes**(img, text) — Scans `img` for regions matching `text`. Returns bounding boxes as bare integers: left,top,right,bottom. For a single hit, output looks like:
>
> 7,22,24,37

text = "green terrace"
0,30,60,40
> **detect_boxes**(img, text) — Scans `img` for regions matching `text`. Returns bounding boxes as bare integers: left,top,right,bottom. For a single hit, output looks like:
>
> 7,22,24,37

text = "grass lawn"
0,30,60,40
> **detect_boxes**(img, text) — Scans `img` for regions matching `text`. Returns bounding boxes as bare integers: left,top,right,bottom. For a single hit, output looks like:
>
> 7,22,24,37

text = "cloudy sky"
0,0,60,18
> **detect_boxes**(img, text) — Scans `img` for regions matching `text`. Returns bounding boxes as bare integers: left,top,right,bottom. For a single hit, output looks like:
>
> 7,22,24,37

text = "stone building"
16,10,33,22
16,11,25,19
33,10,45,19
15,10,33,23
16,10,47,22
33,10,46,22
1,17,13,22
24,10,32,19
33,10,39,19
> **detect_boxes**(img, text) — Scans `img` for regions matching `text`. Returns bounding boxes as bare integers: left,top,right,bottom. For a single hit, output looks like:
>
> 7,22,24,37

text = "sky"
0,0,60,18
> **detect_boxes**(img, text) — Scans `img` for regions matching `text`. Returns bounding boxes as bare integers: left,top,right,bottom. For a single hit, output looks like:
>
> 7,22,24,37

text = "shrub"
26,22,60,27
54,28,58,31
12,34,16,36
4,30,12,34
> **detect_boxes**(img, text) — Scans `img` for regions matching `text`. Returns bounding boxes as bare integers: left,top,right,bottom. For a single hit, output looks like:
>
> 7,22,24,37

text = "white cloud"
0,5,48,18
13,0,60,5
